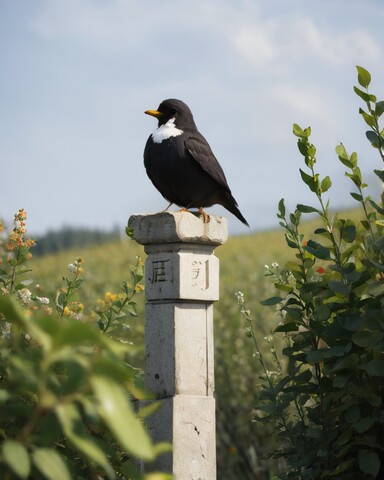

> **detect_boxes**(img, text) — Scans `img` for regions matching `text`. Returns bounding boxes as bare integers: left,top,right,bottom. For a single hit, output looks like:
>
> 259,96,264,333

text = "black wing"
185,131,232,194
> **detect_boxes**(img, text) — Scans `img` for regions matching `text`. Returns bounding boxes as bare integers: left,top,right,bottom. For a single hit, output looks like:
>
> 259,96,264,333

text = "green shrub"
0,211,170,480
239,66,384,479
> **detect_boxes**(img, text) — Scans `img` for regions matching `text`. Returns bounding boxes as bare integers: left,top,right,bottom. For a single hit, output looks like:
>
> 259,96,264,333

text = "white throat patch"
151,118,183,144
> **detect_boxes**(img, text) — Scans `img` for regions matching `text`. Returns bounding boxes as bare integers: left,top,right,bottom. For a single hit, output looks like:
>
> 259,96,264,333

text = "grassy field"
30,208,362,479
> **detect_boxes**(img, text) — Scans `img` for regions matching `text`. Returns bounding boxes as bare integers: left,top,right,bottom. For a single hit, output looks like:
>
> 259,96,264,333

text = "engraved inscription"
191,259,209,290
150,259,170,283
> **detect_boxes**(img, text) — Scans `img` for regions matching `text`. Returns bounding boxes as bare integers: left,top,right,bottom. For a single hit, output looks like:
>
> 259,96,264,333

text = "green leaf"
56,404,114,479
374,169,384,182
275,323,299,333
356,66,371,88
277,198,286,218
353,416,375,433
368,199,384,215
91,376,155,461
299,169,319,193
358,449,380,477
350,151,358,167
352,330,383,348
260,296,283,306
32,448,71,480
339,221,356,243
304,240,331,260
321,176,332,193
350,192,363,202
353,86,374,103
2,440,30,479
366,130,381,148
335,143,352,168
293,123,304,137
297,140,309,156
296,204,320,214
362,358,384,376
359,108,376,127
376,100,384,117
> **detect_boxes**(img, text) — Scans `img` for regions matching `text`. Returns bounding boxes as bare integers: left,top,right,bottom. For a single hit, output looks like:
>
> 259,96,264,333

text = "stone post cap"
128,211,228,246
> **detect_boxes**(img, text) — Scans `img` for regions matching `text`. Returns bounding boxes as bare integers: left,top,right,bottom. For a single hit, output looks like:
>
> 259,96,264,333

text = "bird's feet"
198,207,210,224
162,202,173,212
178,207,210,223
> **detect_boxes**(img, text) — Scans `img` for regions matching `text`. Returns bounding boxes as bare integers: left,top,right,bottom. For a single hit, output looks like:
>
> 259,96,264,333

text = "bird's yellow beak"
145,109,163,118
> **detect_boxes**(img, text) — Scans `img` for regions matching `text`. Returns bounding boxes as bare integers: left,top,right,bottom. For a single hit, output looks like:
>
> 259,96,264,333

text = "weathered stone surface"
128,212,225,479
145,303,215,397
144,396,216,479
145,250,219,302
128,211,228,246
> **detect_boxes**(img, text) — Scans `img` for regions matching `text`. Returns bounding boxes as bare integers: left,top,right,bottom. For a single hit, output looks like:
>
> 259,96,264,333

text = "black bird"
144,98,249,226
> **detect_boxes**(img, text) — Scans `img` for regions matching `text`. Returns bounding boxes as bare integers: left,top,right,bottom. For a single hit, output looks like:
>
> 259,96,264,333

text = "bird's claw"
198,208,210,224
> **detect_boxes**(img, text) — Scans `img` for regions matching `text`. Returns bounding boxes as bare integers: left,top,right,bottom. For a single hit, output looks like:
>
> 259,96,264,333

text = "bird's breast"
151,118,183,144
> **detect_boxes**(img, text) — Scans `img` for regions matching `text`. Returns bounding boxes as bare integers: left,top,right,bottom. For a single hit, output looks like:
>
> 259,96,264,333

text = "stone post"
128,211,228,479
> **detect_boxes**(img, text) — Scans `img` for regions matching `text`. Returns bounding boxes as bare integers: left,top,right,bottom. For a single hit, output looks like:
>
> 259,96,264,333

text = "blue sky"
1,0,384,235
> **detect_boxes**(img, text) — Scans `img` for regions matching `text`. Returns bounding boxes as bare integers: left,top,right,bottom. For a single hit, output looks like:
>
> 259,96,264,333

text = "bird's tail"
222,193,249,227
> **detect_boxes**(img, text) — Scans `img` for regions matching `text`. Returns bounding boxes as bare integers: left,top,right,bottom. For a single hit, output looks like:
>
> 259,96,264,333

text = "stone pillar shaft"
128,212,227,479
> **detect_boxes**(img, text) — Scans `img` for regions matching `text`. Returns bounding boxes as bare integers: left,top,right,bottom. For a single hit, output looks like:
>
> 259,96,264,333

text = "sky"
1,0,384,236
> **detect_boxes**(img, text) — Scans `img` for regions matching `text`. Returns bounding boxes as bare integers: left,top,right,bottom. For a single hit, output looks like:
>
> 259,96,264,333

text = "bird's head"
145,98,195,128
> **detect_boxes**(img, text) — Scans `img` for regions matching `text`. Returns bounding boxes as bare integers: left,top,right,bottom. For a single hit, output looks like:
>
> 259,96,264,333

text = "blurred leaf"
2,440,30,478
91,376,155,461
0,295,27,325
361,358,384,376
352,330,383,348
374,168,384,181
32,448,71,480
145,473,173,480
260,296,283,306
56,403,114,479
358,449,380,477
356,66,371,88
368,199,384,215
350,192,363,202
353,416,375,433
275,323,299,333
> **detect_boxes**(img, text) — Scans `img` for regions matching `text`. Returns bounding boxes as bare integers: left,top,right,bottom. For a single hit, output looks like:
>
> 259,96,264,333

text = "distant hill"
32,226,121,256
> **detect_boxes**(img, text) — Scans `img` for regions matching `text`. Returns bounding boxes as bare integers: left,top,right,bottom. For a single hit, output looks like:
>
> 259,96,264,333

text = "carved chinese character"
150,259,170,283
191,259,209,289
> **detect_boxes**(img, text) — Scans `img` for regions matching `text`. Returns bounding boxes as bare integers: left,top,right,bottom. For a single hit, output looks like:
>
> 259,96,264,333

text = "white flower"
36,296,50,305
68,263,77,273
17,288,32,305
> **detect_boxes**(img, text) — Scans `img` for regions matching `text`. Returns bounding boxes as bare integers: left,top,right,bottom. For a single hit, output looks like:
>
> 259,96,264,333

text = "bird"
143,98,249,226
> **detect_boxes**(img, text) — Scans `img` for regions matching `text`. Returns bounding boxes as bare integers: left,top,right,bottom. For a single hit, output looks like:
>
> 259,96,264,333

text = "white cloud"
30,0,148,51
232,15,380,70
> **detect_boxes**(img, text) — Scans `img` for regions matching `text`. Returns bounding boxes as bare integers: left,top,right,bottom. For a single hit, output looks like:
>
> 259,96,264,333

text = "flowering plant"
239,67,384,479
0,210,170,479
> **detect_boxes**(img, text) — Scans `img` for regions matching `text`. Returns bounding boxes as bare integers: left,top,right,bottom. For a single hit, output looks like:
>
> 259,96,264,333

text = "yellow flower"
104,291,118,303
135,284,145,292
63,306,71,316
